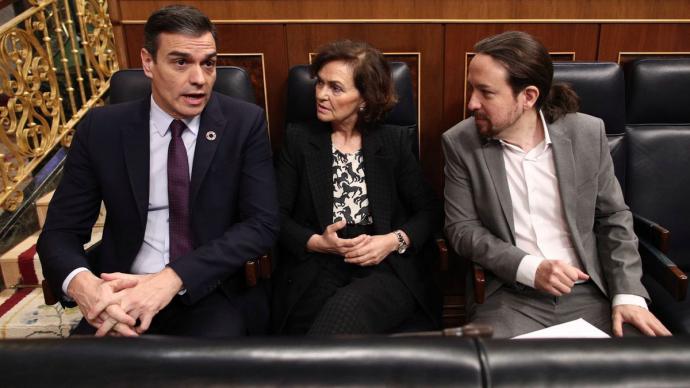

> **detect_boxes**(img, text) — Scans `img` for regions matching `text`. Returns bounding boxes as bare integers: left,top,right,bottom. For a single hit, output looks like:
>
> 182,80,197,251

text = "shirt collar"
150,96,200,138
539,110,552,146
498,109,551,154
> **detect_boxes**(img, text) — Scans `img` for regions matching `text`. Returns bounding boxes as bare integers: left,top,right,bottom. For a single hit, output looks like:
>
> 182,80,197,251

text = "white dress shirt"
505,111,646,309
62,97,199,294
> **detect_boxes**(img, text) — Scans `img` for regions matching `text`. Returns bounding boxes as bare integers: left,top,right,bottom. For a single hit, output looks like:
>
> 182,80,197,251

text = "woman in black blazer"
273,40,442,335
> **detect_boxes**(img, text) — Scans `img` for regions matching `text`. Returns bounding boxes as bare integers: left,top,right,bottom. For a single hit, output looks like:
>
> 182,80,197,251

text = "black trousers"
72,285,269,337
284,224,417,336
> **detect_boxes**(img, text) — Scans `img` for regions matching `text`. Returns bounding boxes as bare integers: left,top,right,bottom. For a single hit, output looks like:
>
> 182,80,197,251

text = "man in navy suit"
37,5,279,337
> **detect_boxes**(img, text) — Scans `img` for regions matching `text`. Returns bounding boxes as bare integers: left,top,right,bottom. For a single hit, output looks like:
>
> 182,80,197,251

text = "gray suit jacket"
442,112,649,300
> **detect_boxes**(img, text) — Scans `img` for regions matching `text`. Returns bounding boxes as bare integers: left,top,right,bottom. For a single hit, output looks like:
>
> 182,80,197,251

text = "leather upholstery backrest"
109,66,256,104
480,337,690,387
606,133,626,192
2,337,690,387
286,62,418,157
553,62,626,134
0,337,481,387
624,58,690,267
626,126,690,268
553,62,627,189
625,58,690,124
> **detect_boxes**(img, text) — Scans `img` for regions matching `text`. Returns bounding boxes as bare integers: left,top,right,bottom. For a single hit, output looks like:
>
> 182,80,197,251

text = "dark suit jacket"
37,92,280,306
272,121,442,331
442,112,649,301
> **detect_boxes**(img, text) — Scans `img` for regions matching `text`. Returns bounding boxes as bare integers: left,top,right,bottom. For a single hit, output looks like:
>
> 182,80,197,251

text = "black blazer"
38,92,280,305
272,121,442,331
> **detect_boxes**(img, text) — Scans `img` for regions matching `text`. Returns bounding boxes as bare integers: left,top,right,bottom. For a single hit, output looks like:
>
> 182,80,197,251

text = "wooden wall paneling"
285,23,445,194
107,0,129,67
122,25,142,67
443,24,600,131
216,53,269,115
111,25,129,67
598,24,690,63
112,0,690,20
121,24,289,150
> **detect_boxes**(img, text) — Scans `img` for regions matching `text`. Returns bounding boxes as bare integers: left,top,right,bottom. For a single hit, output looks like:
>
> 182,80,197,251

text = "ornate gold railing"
0,0,118,211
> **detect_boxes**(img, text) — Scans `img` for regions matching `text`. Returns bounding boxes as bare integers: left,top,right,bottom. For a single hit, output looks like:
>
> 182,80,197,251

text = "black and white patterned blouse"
332,146,373,225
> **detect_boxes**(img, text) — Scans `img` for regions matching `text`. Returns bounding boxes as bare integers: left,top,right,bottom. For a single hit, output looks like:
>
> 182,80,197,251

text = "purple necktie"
168,119,193,261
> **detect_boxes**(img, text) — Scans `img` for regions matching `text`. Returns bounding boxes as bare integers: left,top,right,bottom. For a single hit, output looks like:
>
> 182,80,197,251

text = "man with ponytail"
442,31,670,338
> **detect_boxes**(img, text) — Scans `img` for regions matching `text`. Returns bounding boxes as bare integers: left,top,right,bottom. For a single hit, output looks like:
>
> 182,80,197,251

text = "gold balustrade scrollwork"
0,0,118,211
78,0,118,98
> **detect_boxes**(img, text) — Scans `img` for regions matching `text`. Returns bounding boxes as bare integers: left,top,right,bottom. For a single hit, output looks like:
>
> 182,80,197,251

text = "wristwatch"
393,230,408,254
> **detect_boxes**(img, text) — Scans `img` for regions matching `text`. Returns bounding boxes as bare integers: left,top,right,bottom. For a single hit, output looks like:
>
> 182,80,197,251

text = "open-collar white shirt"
502,111,645,309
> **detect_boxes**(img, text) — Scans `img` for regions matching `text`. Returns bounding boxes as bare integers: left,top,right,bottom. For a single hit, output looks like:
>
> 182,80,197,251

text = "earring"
359,105,365,112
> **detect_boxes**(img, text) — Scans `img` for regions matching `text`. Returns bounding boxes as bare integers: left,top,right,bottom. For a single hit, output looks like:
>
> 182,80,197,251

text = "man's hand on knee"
534,260,589,296
612,304,672,337
101,268,183,334
67,271,138,329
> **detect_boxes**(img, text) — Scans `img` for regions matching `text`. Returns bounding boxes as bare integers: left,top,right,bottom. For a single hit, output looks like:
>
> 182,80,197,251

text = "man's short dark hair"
311,40,398,126
144,5,216,60
474,31,579,123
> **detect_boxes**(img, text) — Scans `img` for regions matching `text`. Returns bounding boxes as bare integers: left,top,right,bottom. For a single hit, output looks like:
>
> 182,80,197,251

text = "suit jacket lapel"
304,122,334,230
122,99,151,228
363,128,392,235
548,121,579,242
481,140,515,240
191,93,227,205
549,120,605,280
549,120,608,292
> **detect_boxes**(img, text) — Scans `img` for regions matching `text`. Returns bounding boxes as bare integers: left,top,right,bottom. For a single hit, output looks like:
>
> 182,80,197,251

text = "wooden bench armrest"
473,263,486,304
435,236,486,305
639,238,688,301
436,237,448,272
633,213,670,254
390,323,493,338
244,254,272,288
42,280,58,306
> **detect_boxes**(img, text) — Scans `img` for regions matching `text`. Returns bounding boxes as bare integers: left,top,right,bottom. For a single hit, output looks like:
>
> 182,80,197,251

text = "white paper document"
512,318,610,339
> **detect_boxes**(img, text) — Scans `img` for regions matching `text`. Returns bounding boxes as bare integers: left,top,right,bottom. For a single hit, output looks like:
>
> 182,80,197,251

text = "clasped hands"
67,267,183,337
306,220,406,266
535,259,671,337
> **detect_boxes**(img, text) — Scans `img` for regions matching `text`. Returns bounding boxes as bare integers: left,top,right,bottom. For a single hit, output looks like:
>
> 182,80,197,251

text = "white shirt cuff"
516,255,544,288
62,267,91,299
612,294,648,309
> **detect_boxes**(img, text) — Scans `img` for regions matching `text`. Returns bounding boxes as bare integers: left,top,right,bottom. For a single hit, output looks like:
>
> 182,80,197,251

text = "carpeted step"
0,288,81,338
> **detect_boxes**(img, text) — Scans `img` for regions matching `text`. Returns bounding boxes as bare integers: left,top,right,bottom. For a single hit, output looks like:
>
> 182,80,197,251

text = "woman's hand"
306,220,370,256
343,233,400,266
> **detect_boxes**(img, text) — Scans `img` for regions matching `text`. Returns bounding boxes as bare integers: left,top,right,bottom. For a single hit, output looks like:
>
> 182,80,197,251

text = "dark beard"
473,113,499,139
